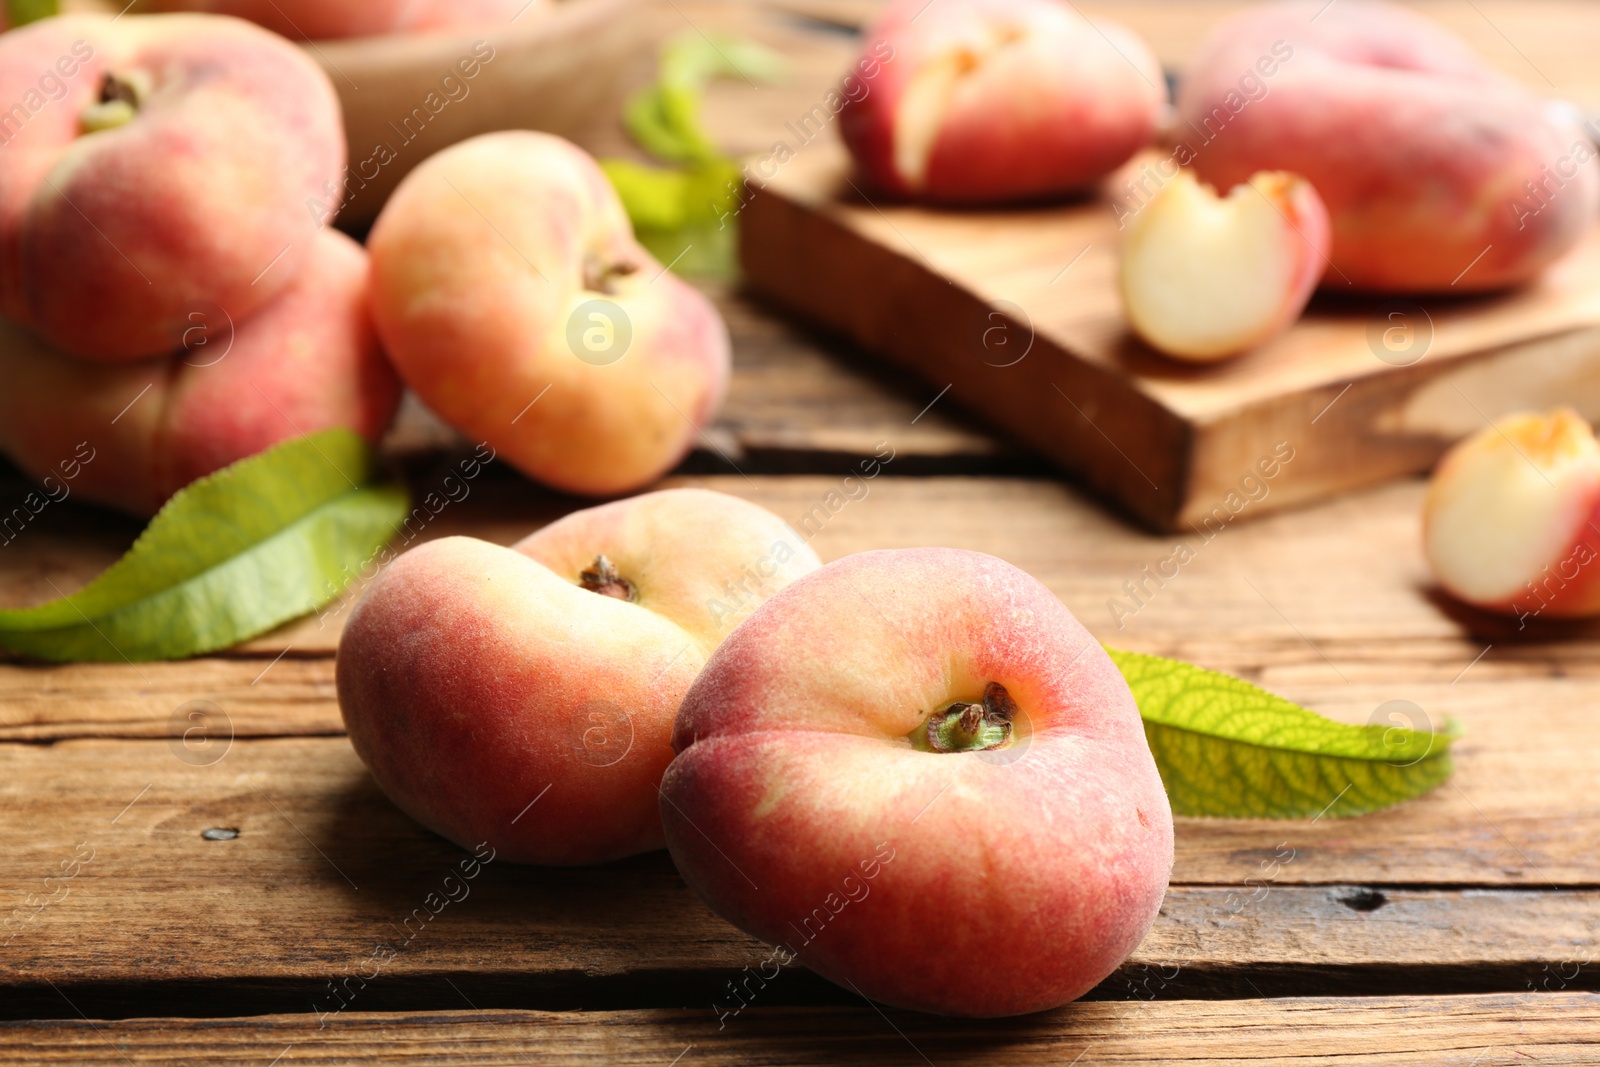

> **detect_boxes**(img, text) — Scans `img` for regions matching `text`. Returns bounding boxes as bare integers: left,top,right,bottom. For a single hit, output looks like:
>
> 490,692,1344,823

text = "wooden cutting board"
739,137,1600,532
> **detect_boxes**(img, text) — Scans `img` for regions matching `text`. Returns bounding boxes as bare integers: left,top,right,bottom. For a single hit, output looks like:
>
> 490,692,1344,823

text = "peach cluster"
0,15,732,511
336,490,1173,1015
837,0,1600,362
0,13,399,514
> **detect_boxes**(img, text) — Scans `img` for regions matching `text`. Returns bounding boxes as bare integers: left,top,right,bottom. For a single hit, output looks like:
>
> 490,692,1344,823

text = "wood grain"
1,733,1597,1019
9,471,1598,667
6,664,1596,885
5,995,1599,1065
0,708,1589,890
708,285,1018,467
0,656,343,741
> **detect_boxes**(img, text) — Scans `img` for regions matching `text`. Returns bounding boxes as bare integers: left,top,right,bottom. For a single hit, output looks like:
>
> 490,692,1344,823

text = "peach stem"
100,72,143,109
81,71,148,133
579,554,637,602
921,681,1016,753
582,255,639,295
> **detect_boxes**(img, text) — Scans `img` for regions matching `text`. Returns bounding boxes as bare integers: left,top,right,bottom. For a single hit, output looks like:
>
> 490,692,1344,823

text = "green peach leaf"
606,32,778,277
1107,647,1458,819
0,430,407,662
622,85,717,166
601,159,692,231
637,31,788,161
679,156,745,219
5,0,58,27
603,157,744,278
634,218,737,280
659,32,786,91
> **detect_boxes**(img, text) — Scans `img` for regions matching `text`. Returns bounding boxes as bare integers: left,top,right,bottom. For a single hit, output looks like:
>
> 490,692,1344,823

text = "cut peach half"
1120,170,1330,362
1424,408,1600,619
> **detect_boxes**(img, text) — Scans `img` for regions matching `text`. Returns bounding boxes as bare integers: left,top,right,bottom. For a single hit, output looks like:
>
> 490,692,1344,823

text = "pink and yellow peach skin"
131,0,536,40
335,489,821,866
367,132,731,498
1178,0,1600,293
0,229,398,515
661,547,1174,1016
0,14,346,359
839,0,1165,204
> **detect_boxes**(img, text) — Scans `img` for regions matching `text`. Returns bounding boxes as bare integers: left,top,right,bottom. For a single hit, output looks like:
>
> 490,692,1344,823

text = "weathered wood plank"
708,286,1019,467
0,657,344,741
0,729,1588,892
6,471,1595,671
4,995,1599,1066
7,645,1599,738
3,661,1598,889
1,736,1598,1019
8,474,1600,893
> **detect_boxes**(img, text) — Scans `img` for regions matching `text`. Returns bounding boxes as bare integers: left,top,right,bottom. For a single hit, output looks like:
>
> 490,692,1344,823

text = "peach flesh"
1424,408,1600,621
1120,169,1330,361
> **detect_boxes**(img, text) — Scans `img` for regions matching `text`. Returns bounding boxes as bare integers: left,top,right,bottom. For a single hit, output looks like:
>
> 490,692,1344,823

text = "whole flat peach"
367,132,730,497
662,547,1174,1016
336,489,822,865
0,14,345,358
1177,0,1600,292
840,0,1165,204
0,229,398,515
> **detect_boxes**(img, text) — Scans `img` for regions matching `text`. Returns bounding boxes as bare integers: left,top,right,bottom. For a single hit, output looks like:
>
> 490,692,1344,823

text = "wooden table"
5,2,1600,1063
